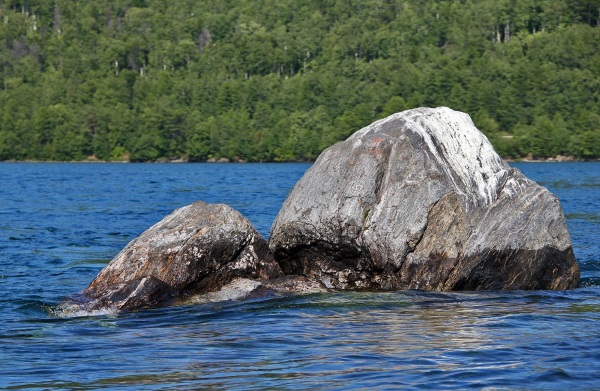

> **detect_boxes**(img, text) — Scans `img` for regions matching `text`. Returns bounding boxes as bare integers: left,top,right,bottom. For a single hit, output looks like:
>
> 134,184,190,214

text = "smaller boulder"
72,201,283,312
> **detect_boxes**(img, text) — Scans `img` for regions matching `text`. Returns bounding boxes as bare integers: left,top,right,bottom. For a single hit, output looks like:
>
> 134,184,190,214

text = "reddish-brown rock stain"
369,137,385,155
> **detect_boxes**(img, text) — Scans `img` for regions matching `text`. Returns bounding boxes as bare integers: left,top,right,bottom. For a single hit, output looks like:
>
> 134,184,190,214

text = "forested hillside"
0,0,599,162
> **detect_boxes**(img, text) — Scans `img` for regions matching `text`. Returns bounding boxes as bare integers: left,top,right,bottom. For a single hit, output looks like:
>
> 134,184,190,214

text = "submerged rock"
73,201,283,312
182,276,328,305
269,107,580,291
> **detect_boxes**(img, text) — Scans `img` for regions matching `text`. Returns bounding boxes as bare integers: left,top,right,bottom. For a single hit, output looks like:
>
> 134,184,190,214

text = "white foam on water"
52,303,118,318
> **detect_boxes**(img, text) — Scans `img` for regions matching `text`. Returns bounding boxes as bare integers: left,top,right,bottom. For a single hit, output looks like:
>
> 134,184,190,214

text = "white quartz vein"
349,107,508,205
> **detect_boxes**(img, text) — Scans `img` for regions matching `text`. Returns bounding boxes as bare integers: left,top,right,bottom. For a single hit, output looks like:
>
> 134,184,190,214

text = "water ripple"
0,162,599,390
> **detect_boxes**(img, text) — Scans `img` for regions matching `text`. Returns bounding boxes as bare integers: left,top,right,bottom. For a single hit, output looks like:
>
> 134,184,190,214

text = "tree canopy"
0,0,599,161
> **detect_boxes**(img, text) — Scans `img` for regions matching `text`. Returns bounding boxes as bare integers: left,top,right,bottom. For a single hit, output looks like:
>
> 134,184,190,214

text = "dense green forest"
0,0,599,162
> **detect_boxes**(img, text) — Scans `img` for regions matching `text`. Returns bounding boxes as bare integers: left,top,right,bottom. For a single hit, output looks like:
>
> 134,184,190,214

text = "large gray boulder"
269,107,580,291
76,201,283,311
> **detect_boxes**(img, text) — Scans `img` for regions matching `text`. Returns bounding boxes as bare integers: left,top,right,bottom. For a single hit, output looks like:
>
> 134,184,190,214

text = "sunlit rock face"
77,201,283,311
269,107,580,291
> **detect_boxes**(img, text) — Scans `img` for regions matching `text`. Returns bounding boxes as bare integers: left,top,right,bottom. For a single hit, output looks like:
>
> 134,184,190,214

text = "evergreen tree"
0,0,598,161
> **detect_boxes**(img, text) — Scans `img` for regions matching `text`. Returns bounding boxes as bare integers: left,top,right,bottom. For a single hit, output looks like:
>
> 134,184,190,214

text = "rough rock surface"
269,107,580,291
76,201,283,311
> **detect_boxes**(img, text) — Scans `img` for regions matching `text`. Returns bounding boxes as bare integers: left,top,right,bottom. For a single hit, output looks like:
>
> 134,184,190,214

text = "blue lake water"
1,162,599,390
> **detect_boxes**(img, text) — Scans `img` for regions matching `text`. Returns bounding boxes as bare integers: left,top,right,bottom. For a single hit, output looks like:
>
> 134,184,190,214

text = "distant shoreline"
503,154,600,163
1,157,598,164
0,158,315,164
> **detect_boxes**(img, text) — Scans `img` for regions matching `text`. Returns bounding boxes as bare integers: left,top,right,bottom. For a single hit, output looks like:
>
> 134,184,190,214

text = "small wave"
580,277,600,288
534,368,574,382
565,213,600,223
8,236,30,241
52,292,118,318
51,302,118,318
64,258,111,268
15,300,54,317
